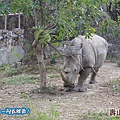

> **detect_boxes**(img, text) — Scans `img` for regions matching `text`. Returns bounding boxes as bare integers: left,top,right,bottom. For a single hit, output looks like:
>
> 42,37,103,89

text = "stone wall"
0,28,25,66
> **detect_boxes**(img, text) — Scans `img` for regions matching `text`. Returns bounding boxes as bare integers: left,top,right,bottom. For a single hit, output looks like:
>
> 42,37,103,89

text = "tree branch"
46,42,63,56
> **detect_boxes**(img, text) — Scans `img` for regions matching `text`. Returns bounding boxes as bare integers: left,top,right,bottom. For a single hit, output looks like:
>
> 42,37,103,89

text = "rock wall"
0,28,25,66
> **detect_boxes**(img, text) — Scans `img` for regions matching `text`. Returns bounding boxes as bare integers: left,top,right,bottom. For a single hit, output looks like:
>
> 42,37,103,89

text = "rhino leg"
75,68,91,92
89,68,99,84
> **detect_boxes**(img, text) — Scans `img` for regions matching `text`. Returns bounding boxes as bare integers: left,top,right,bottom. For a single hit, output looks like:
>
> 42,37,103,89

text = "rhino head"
61,56,80,88
60,41,83,90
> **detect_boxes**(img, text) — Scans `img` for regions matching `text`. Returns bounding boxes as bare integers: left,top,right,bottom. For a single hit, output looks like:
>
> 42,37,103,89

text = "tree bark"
40,0,45,26
34,44,46,88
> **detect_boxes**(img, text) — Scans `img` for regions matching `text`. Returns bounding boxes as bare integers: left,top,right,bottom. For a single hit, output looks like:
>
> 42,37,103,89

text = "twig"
0,82,5,89
46,42,63,55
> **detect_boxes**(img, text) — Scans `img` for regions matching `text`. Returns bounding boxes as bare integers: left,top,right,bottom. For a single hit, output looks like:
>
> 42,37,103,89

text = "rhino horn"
61,71,69,83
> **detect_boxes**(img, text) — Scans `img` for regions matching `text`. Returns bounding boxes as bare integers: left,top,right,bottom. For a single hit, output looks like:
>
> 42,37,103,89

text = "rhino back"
90,35,108,67
67,34,108,70
81,36,96,68
76,35,108,69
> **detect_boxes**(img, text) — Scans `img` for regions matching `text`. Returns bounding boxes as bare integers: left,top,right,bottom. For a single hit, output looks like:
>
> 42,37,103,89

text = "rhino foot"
89,80,97,84
64,87,74,92
75,86,87,92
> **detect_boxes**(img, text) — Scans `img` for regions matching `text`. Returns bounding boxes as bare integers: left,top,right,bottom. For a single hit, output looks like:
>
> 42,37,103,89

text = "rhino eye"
64,71,69,74
74,69,77,72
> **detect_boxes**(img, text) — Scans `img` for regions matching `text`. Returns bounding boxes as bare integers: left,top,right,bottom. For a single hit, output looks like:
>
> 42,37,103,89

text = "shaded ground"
0,62,120,120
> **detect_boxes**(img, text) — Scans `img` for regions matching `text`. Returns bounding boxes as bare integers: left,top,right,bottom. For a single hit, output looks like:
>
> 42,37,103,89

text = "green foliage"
85,27,96,39
33,26,51,47
0,0,109,43
98,16,120,38
54,0,103,40
10,0,32,17
52,42,59,47
0,0,118,41
0,1,10,15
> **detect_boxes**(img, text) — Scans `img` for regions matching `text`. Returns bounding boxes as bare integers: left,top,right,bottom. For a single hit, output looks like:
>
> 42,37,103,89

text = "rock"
0,46,25,66
0,48,8,66
11,33,18,38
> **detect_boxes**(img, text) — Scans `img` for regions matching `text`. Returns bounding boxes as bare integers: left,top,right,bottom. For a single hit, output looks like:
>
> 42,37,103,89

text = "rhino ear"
57,45,70,56
63,44,67,49
76,42,83,50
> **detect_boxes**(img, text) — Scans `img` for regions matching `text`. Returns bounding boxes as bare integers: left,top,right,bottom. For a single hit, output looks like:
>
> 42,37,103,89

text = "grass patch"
26,104,60,120
117,60,120,67
0,64,22,77
21,92,30,99
5,65,22,77
46,65,61,71
107,54,120,66
108,79,120,96
47,74,60,78
0,64,61,78
20,65,39,74
0,64,39,78
82,111,120,120
2,74,40,85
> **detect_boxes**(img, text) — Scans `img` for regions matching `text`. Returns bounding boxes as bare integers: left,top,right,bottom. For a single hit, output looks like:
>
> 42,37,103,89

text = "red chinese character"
118,109,120,116
110,109,116,116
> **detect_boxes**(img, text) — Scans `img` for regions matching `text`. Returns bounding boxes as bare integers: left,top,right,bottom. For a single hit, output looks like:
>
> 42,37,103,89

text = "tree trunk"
40,0,45,26
34,44,46,88
32,0,47,88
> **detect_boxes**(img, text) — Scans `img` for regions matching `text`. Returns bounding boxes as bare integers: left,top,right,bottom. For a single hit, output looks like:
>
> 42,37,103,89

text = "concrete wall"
0,46,24,66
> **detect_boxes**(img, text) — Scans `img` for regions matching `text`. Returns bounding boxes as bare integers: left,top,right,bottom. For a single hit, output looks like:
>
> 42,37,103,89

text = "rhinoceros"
60,34,108,92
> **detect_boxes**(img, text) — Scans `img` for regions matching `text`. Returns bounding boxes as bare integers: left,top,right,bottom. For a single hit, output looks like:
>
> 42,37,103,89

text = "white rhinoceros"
60,34,108,92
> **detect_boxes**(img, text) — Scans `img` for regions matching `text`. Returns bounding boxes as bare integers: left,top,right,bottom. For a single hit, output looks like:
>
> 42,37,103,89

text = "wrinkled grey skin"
61,34,108,92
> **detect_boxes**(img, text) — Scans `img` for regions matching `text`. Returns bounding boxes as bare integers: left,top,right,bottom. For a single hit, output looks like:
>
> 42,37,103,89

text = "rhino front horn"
61,71,69,83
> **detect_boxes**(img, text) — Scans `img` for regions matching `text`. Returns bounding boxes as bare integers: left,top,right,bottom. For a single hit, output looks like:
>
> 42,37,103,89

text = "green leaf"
52,42,59,47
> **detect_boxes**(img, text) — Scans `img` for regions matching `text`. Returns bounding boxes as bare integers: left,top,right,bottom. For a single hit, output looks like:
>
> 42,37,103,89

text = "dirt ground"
0,62,120,120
